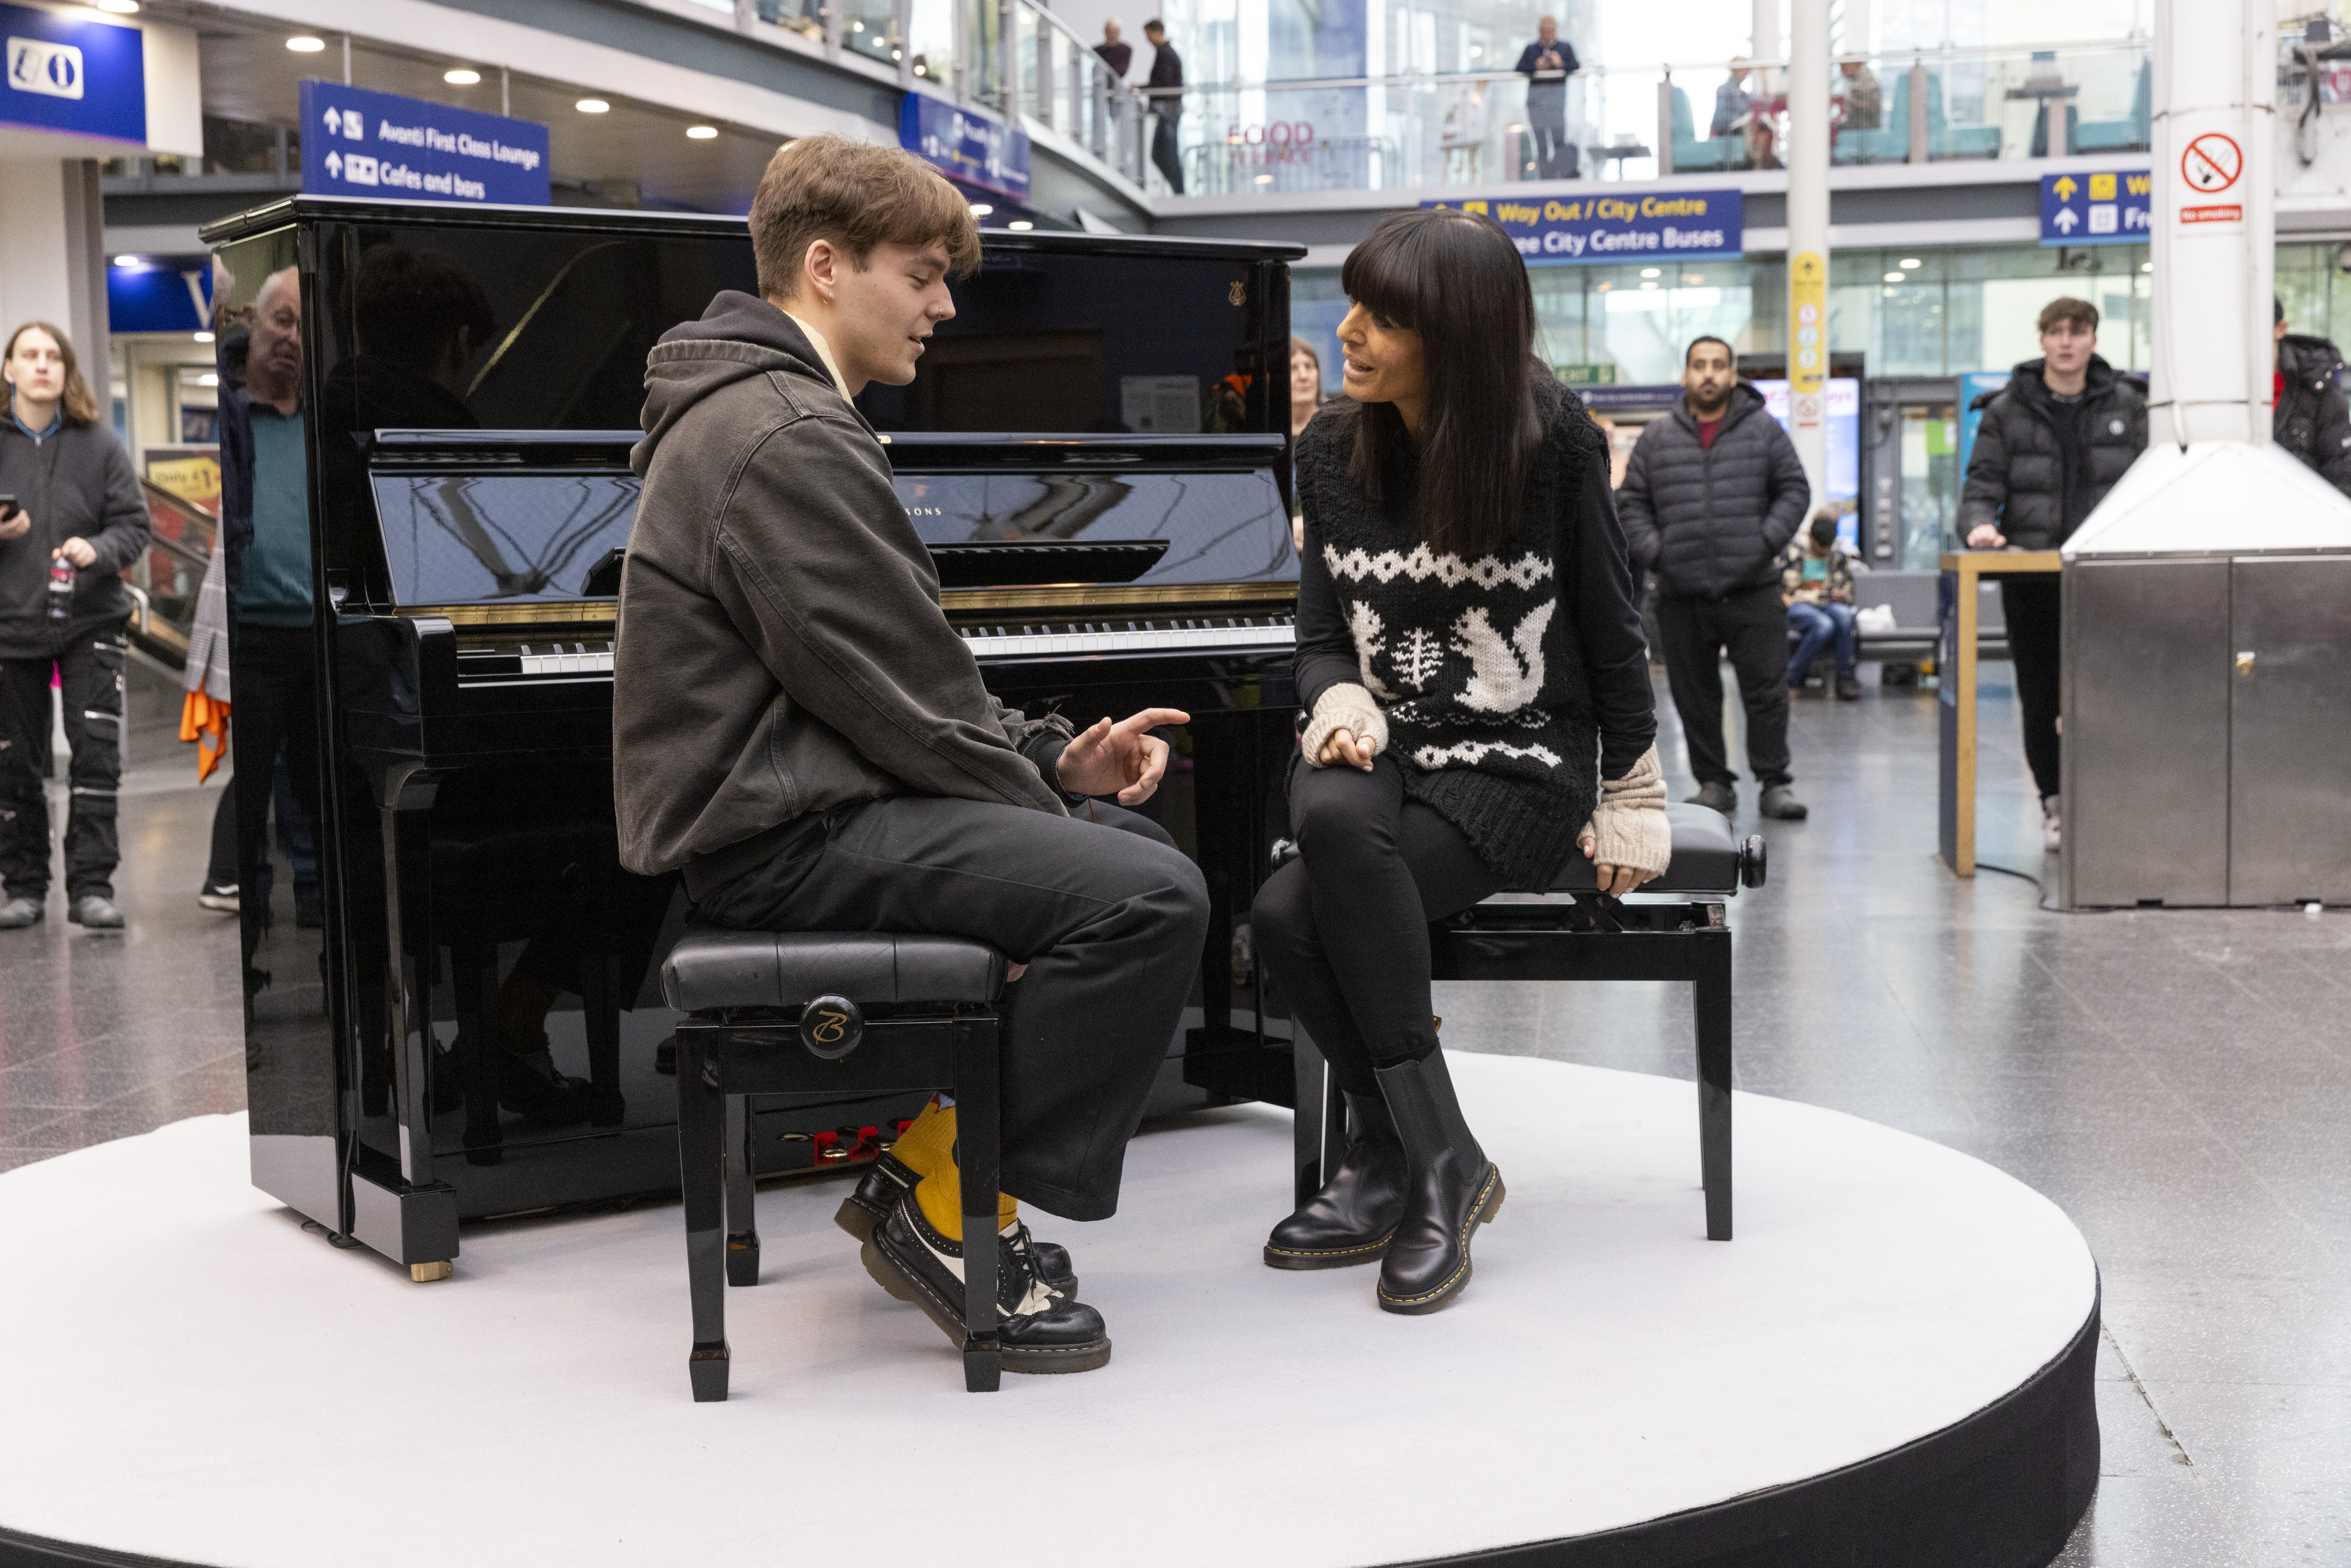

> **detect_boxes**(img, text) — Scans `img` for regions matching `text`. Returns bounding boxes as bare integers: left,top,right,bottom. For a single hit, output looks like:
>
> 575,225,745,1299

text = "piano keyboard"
958,615,1294,660
457,615,1295,685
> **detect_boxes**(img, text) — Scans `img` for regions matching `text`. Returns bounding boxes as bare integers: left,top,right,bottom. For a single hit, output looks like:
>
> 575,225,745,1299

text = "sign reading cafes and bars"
899,92,1031,202
300,80,550,206
1421,189,1743,265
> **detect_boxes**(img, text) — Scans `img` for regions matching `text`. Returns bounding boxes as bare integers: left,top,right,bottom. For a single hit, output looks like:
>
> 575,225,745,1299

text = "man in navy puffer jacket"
1618,337,1812,820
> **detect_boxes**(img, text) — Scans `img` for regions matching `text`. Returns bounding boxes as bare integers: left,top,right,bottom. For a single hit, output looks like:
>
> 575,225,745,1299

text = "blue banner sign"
899,92,1031,202
0,0,145,144
108,259,210,334
1421,189,1743,266
2039,168,2150,246
300,80,549,206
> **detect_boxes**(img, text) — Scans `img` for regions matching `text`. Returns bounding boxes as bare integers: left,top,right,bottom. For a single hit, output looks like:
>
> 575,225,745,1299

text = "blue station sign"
1421,189,1744,266
899,93,1031,202
0,0,145,145
2039,168,2150,246
300,80,550,206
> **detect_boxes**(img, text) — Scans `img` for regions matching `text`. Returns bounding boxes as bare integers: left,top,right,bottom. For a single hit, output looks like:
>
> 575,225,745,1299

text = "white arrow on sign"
2051,206,2080,233
325,150,341,177
325,107,340,133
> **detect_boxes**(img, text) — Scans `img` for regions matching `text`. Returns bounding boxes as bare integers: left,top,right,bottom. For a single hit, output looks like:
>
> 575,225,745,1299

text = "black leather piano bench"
1287,803,1766,1243
661,930,1011,1400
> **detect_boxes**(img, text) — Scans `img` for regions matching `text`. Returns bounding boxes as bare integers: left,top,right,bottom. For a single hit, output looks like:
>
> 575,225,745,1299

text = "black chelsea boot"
1373,1051,1504,1315
1264,1091,1406,1269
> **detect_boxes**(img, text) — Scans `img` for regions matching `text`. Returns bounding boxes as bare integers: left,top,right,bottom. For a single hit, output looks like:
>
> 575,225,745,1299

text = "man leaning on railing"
1142,19,1184,193
1513,16,1579,180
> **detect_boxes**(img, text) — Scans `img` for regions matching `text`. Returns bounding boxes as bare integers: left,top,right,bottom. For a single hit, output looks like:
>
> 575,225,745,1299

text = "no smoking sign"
2181,133,2241,193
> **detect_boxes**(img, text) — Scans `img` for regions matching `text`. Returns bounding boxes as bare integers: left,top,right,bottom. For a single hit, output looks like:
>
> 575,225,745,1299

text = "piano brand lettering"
8,37,81,98
1421,188,1743,268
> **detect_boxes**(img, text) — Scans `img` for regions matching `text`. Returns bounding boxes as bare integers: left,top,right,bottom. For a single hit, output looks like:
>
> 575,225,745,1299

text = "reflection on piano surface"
205,194,1305,1276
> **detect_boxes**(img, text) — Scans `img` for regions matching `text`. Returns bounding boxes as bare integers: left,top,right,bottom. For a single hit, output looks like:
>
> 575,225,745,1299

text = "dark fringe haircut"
1339,208,1542,557
3,321,101,428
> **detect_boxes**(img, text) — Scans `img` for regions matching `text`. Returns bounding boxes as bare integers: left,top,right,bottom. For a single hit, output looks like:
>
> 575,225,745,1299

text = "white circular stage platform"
0,1056,2097,1568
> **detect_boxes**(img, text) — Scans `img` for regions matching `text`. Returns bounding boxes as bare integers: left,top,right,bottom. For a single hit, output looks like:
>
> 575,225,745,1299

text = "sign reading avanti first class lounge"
1421,189,1743,265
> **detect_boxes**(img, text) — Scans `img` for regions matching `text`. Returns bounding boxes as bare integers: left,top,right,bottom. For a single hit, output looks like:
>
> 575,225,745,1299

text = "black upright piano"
203,194,1307,1279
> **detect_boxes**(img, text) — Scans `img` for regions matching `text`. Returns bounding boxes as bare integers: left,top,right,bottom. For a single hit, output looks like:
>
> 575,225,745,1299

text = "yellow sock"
890,1098,955,1181
911,1160,1019,1243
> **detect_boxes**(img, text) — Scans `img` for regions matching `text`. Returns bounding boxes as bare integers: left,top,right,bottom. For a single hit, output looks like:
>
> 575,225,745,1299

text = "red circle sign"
2182,133,2242,193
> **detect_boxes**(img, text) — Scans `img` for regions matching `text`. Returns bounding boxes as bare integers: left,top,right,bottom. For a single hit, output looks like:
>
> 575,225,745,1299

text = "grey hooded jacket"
614,291,1073,887
1616,381,1812,600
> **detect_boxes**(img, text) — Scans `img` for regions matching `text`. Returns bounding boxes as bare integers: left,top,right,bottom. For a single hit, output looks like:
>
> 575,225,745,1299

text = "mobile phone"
0,494,16,521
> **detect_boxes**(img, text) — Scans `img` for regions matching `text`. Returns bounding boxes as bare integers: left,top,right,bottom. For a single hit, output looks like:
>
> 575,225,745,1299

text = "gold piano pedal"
410,1260,454,1284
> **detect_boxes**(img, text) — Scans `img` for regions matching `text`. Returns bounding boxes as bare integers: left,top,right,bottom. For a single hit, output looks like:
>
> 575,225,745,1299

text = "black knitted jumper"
1293,382,1609,890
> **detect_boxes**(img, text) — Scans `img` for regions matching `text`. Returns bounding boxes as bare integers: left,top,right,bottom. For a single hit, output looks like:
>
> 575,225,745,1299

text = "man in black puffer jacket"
1956,295,2146,851
2271,300,2351,496
1618,336,1812,820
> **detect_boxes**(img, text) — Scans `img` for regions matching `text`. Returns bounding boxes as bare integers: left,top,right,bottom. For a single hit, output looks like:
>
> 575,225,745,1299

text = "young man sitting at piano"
614,135,1210,1376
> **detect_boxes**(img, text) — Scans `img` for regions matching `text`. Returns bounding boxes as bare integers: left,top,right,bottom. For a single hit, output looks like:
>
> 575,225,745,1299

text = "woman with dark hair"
1251,208,1667,1313
0,321,149,931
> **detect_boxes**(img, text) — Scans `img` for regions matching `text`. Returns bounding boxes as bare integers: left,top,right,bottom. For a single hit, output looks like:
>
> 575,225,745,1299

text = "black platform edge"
0,1291,2099,1568
1388,1282,2102,1568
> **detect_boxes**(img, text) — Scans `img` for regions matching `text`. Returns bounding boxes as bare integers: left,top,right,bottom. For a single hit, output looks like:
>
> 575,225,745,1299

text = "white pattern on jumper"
1347,601,1396,700
1324,544,1553,591
1452,602,1554,713
1392,627,1446,691
1412,739,1566,769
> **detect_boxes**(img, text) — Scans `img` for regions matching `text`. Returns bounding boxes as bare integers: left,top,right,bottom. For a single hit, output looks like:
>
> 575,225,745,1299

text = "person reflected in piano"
615,134,1211,1376
221,264,331,1009
1253,208,1673,1313
1290,333,1326,553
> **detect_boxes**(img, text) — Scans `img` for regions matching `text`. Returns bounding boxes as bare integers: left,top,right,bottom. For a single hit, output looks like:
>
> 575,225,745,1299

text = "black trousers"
2001,576,2063,802
695,795,1208,1221
1151,115,1185,192
1250,756,1501,1097
231,624,326,969
0,629,126,900
1655,585,1793,788
1528,98,1577,179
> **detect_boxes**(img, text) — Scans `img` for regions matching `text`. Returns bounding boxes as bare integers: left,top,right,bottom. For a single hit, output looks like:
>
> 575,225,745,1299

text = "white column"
1752,0,1779,92
0,160,109,373
1785,0,1830,508
2146,0,2272,447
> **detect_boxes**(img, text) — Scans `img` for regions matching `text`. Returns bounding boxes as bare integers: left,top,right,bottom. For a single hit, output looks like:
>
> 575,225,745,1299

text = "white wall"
0,161,107,368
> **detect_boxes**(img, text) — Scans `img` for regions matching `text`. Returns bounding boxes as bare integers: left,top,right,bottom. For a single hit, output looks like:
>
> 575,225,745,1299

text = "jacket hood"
634,290,845,475
1675,378,1767,433
2277,332,2344,386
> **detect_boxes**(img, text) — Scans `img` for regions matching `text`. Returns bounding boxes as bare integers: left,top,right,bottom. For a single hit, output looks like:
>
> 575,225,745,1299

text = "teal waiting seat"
1668,85,1746,173
2075,59,2152,153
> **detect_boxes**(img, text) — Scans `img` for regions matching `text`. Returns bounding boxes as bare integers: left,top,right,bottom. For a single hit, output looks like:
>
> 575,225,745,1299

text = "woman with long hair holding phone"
1251,209,1668,1314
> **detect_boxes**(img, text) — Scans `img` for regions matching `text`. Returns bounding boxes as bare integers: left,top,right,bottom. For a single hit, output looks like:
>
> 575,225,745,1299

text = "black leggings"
1251,756,1501,1096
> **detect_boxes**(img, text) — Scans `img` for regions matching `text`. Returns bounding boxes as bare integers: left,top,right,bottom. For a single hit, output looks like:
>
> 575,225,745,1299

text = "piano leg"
380,802,439,1192
1289,1023,1344,1210
677,1024,731,1401
724,1093,760,1286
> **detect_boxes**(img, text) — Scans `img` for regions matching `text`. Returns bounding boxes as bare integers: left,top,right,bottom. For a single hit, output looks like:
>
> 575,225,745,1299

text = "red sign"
2180,203,2245,224
2181,133,2242,193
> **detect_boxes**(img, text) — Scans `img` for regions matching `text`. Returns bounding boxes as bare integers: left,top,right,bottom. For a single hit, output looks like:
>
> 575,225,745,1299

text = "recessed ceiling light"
286,34,325,52
686,125,718,139
111,254,141,268
1884,270,1905,283
1899,257,1922,268
444,68,481,85
850,18,863,29
1681,273,1703,284
193,331,215,343
892,47,903,58
913,63,926,75
576,98,610,113
1594,280,1612,292
969,203,993,216
1008,220,1033,231
197,373,219,386
1639,267,1661,278
2141,261,2154,272
1253,173,1273,184
94,0,138,13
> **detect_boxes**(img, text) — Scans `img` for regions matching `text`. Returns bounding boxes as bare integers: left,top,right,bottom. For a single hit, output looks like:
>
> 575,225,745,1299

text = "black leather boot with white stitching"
1373,1051,1504,1315
1263,1091,1405,1269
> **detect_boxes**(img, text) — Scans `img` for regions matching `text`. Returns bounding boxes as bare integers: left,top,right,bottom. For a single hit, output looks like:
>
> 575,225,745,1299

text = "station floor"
0,666,2343,1567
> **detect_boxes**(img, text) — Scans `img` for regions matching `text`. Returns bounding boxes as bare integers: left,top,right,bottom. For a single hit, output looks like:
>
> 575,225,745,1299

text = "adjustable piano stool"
1288,804,1767,1240
662,933,1010,1398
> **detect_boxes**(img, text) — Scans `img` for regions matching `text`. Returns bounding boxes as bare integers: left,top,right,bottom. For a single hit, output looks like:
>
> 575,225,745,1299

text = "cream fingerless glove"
1581,744,1671,877
1301,683,1389,767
